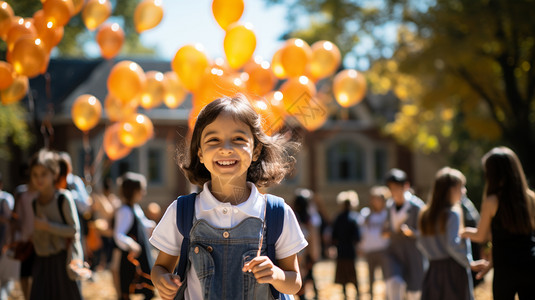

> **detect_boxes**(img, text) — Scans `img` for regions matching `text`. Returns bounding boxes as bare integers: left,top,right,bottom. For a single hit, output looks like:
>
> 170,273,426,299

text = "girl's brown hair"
29,148,60,180
482,146,535,234
178,94,299,188
419,167,466,235
117,172,146,206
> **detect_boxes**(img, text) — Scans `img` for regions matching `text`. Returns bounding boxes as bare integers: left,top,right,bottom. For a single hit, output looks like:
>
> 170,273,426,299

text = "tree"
266,0,535,186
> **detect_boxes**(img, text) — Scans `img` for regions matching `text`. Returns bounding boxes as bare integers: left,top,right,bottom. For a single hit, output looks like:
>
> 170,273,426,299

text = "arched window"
327,140,365,182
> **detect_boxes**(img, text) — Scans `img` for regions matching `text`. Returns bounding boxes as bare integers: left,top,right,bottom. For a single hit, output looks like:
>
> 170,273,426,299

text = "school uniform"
30,190,82,300
114,203,155,299
417,210,474,300
383,192,425,295
150,182,308,300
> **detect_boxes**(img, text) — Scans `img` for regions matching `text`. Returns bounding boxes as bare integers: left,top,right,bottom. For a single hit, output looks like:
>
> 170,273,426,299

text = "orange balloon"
104,94,137,122
244,57,276,96
107,60,146,102
271,48,286,79
0,61,15,90
0,1,14,40
296,100,328,131
163,71,187,109
103,123,132,160
118,113,154,147
82,0,111,31
333,69,367,107
71,94,102,131
188,101,203,131
8,37,47,78
309,40,341,80
280,38,312,78
280,76,317,113
140,71,165,109
6,18,37,52
43,0,74,27
250,97,284,135
212,0,244,30
0,75,28,105
96,23,124,59
134,0,163,33
224,23,256,69
72,0,85,15
195,66,245,108
33,10,64,52
171,44,209,92
40,52,51,74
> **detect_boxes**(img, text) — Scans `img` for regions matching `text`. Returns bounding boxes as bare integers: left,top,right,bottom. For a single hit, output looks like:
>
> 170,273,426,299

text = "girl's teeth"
218,160,236,165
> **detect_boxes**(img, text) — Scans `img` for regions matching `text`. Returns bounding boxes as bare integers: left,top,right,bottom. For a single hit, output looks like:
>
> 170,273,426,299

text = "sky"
136,1,289,62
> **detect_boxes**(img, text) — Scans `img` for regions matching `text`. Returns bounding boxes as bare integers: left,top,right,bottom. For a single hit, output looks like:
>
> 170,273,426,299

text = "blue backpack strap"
265,194,291,300
175,193,197,280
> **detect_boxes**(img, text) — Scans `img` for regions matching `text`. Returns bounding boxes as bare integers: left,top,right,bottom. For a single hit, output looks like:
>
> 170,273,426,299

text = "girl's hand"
242,256,283,284
129,242,142,258
471,259,492,280
34,217,49,231
400,224,413,237
153,273,182,300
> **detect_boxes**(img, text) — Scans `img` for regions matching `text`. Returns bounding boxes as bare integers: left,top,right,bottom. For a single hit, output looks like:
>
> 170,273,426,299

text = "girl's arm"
242,253,302,295
444,211,470,268
151,251,181,300
461,195,498,243
114,206,141,255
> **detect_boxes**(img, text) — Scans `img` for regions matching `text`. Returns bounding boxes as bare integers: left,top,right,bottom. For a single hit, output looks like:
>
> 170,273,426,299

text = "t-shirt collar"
199,181,265,218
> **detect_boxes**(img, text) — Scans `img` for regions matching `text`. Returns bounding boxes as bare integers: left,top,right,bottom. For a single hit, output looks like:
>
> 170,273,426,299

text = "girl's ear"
252,144,263,161
198,149,204,163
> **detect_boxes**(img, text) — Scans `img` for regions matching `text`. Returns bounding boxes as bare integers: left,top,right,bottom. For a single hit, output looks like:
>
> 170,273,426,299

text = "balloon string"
82,132,92,184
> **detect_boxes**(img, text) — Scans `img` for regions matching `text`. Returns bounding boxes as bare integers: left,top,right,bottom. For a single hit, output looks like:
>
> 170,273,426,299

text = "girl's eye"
206,138,219,143
234,136,247,142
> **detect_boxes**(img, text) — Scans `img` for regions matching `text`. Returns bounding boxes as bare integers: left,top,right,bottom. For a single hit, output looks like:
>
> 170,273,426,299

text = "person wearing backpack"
150,95,307,300
28,149,83,300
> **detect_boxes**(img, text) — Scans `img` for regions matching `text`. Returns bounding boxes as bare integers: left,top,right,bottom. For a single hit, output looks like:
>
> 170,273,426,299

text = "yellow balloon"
250,96,284,135
82,0,111,31
0,75,28,105
163,71,187,109
118,113,154,148
71,94,102,132
271,48,287,79
309,40,341,80
140,71,165,110
8,37,47,78
43,0,74,27
244,57,276,96
107,60,146,102
134,0,163,33
333,69,367,107
104,94,137,122
0,1,14,41
212,0,244,30
72,0,85,15
0,61,15,90
224,23,256,69
171,44,209,92
103,123,132,161
280,38,312,78
280,76,317,112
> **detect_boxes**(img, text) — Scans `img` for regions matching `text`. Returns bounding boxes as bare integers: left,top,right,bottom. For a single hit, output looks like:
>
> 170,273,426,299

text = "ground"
7,259,494,299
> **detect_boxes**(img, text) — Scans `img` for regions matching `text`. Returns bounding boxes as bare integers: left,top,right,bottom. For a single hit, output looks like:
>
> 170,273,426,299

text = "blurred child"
114,172,155,300
332,190,362,299
30,149,83,299
418,167,474,300
359,186,390,299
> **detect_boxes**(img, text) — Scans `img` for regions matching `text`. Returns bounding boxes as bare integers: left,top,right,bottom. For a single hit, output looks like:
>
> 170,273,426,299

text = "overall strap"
57,193,67,224
175,193,197,279
265,194,290,300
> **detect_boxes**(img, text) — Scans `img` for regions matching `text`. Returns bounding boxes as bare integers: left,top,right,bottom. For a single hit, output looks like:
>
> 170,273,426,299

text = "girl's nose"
219,141,233,154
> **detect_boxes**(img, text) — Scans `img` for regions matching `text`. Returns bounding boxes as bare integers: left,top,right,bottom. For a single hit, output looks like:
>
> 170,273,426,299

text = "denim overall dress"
184,215,275,300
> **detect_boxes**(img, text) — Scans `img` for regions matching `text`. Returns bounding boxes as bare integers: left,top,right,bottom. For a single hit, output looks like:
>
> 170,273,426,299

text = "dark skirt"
30,250,82,300
335,258,358,285
422,257,472,300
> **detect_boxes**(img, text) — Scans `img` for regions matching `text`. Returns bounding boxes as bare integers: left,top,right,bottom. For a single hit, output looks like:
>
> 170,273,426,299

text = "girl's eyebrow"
203,129,250,137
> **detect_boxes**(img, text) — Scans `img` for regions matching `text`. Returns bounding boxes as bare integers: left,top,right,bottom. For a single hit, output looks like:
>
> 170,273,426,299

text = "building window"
108,149,139,180
374,148,388,183
327,140,365,182
147,148,163,184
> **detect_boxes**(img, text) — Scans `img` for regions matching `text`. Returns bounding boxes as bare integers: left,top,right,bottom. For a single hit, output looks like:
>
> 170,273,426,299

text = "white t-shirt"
150,182,308,300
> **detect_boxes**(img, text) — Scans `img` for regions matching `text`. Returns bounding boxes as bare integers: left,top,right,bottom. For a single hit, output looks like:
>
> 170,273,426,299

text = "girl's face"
450,183,465,205
370,195,385,212
31,164,56,193
198,112,261,183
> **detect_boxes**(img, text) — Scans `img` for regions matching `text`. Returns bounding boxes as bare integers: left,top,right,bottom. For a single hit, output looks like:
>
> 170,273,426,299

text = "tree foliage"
267,0,535,185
